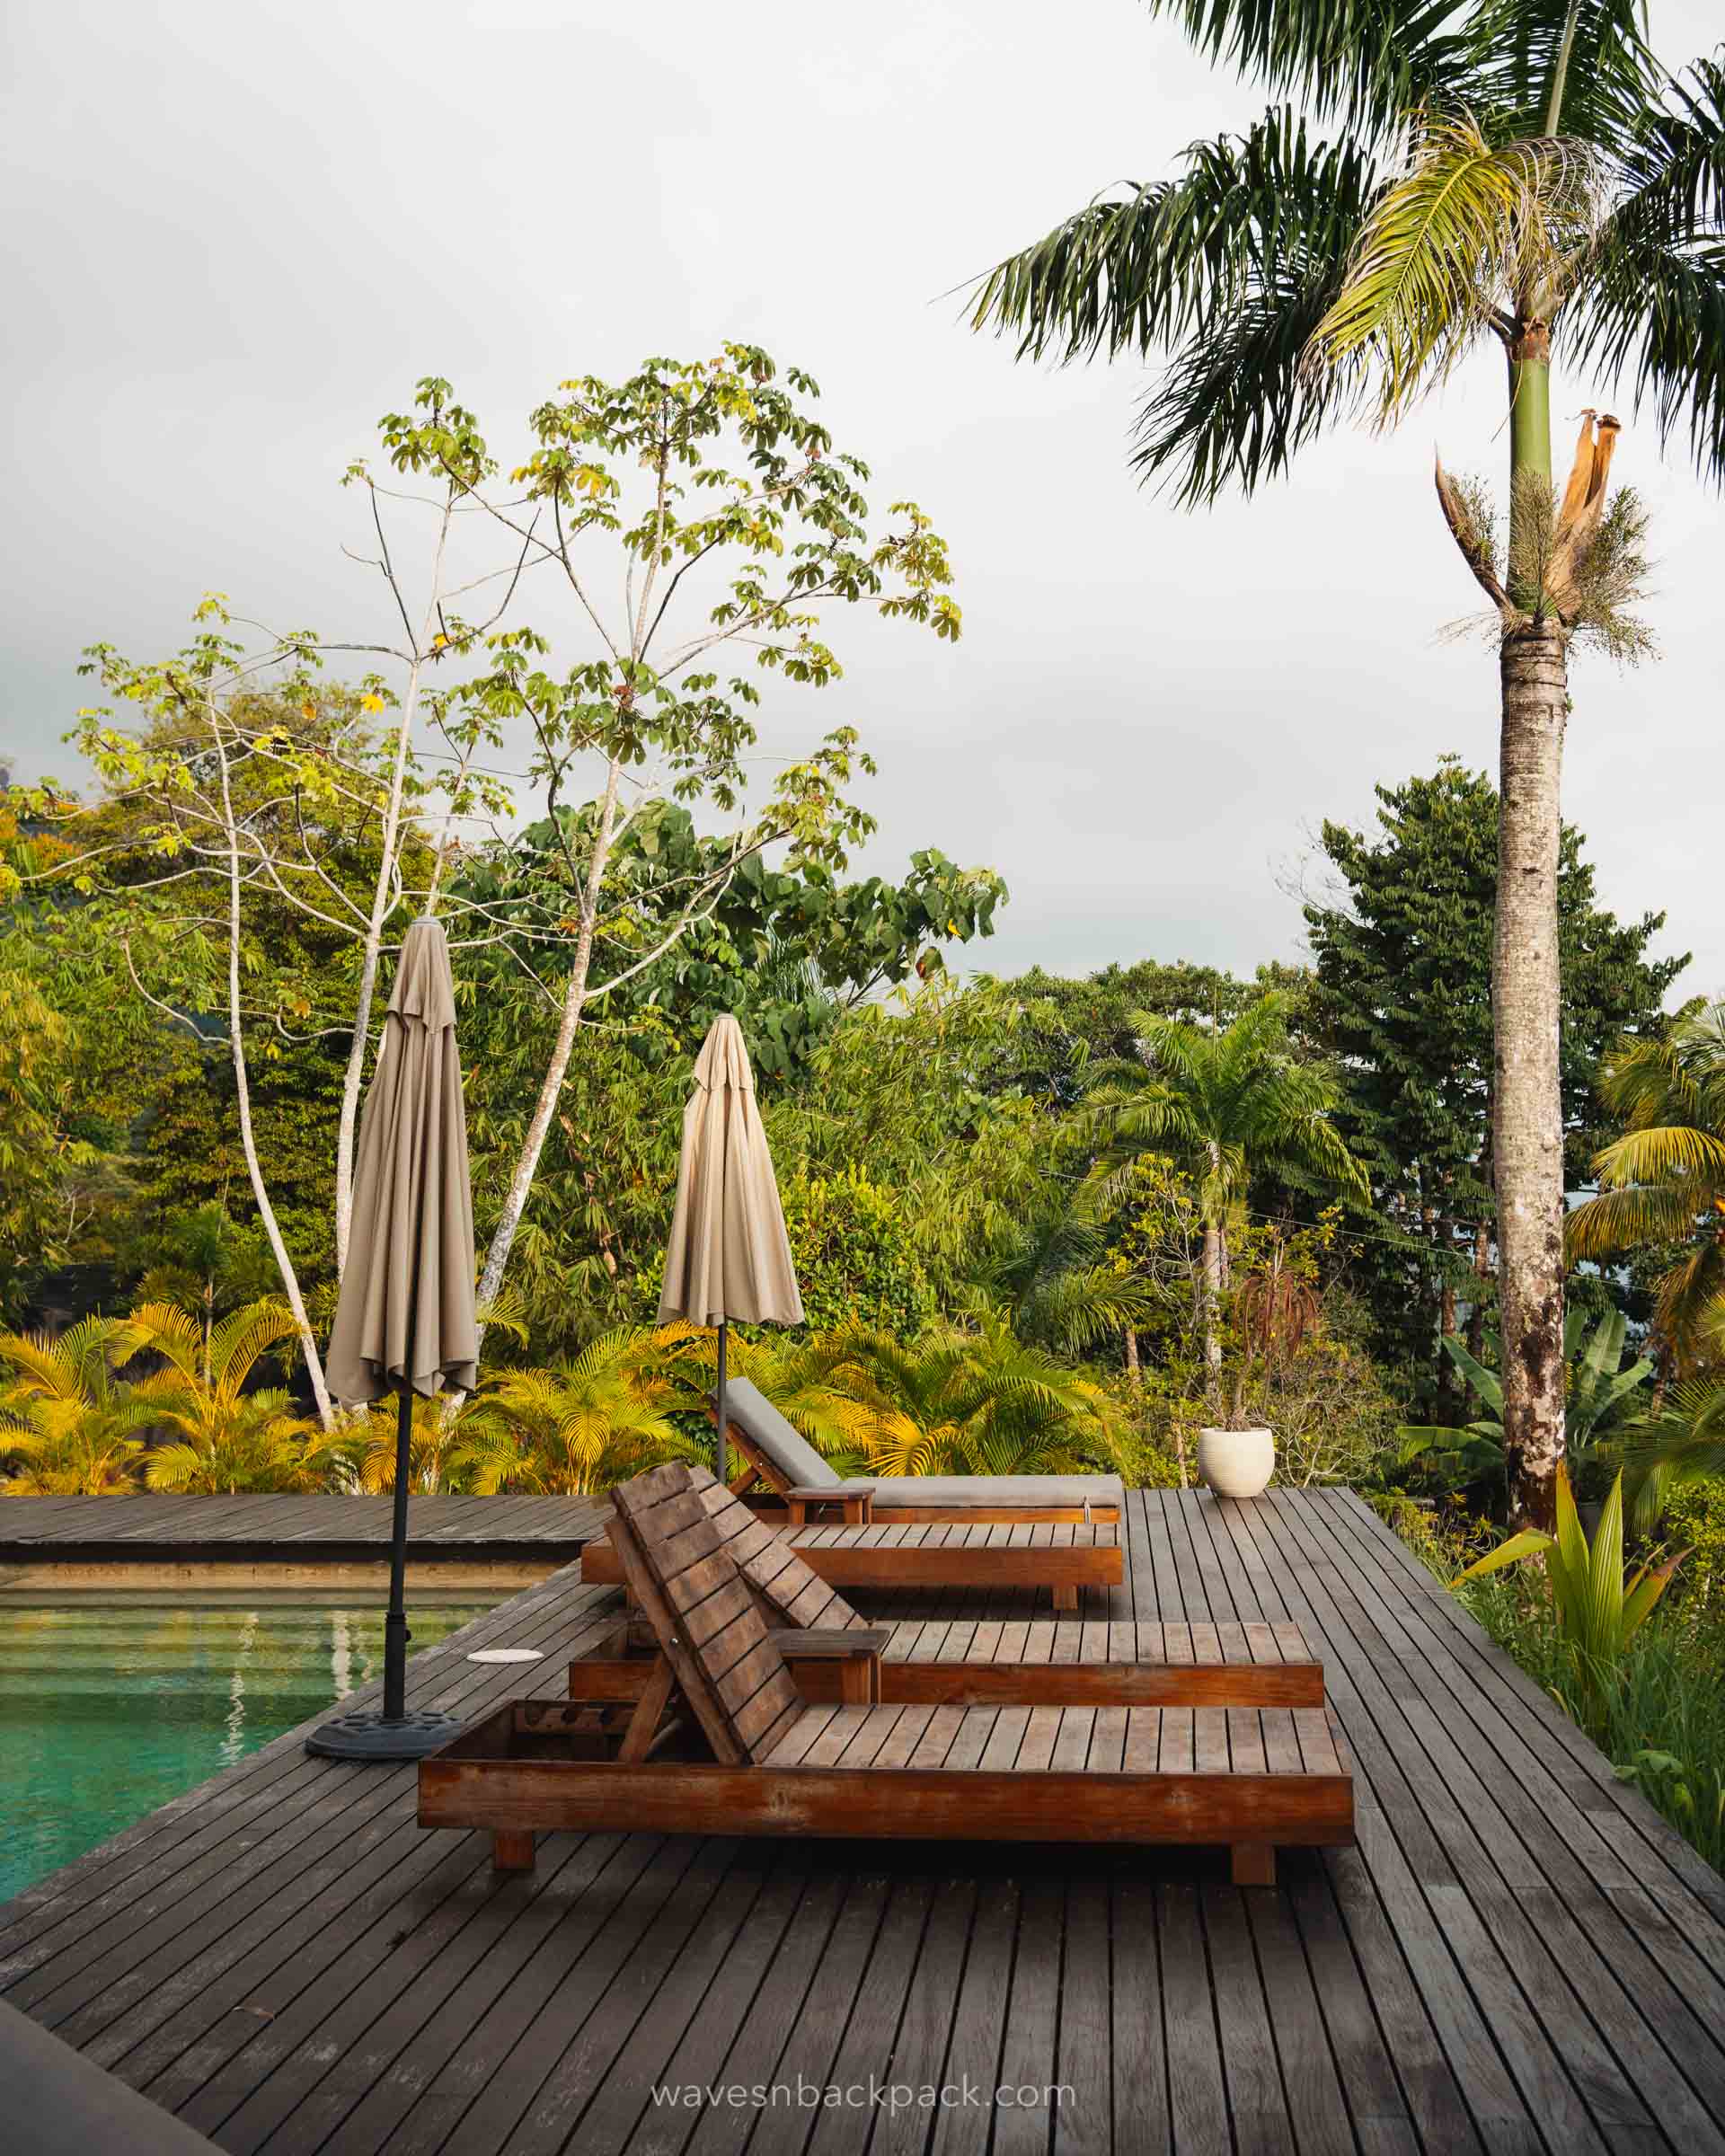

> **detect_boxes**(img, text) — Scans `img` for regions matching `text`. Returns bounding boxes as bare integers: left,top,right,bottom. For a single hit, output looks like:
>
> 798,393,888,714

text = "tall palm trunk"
1494,319,1569,1528
1199,1221,1225,1380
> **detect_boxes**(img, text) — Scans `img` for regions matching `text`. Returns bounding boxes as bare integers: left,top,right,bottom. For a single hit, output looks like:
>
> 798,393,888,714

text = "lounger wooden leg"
617,1652,677,1763
836,1653,882,1705
493,1830,535,1872
1052,1586,1078,1613
1231,1842,1275,1887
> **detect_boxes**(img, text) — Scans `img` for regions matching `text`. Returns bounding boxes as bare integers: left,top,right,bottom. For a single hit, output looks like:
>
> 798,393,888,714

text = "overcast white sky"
4,0,1720,995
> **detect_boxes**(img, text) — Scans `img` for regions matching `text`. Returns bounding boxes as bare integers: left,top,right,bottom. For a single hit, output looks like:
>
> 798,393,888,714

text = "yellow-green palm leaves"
812,1318,1125,1479
0,1316,152,1493
1455,1466,1681,1680
1309,110,1605,418
455,1325,695,1496
124,1299,331,1493
1567,1003,1725,1360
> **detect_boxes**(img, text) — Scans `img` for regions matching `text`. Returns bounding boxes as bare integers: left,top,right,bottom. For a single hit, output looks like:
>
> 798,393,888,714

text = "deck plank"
5,1490,1725,2152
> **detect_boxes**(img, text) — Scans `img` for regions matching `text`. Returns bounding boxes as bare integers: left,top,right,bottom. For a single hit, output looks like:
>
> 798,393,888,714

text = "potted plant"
1198,1373,1275,1498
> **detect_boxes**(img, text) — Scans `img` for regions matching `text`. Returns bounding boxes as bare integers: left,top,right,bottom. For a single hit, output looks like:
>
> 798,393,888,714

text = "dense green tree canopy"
1305,759,1685,1402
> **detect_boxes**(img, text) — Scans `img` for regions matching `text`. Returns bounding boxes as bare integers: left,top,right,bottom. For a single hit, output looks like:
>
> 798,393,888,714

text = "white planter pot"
1197,1426,1275,1499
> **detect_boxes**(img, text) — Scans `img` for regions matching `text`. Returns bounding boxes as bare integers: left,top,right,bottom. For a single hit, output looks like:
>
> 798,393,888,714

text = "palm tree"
1567,1001,1725,1360
970,8,1723,1524
454,1325,697,1496
823,1318,1127,1478
0,1316,152,1494
124,1300,332,1493
1076,995,1367,1378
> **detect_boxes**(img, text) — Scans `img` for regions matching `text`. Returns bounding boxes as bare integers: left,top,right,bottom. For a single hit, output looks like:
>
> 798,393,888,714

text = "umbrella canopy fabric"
326,916,478,1404
658,1016,803,1330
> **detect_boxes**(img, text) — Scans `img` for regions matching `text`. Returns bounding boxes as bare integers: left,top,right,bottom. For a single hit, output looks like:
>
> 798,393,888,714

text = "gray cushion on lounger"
720,1379,1123,1511
718,1374,845,1489
868,1475,1125,1510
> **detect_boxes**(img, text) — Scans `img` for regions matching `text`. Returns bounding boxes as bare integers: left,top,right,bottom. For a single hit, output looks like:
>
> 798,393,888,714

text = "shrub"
1662,1475,1725,1616
778,1166,939,1337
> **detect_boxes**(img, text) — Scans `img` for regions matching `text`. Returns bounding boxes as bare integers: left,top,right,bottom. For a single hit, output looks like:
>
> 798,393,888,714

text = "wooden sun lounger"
721,1418,1122,1524
571,1468,1328,1709
580,1509,1121,1612
422,1463,1354,1886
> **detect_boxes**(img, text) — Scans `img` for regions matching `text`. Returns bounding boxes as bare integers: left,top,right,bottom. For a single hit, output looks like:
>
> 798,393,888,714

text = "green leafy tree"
455,801,1004,1081
1076,994,1368,1378
394,346,962,1339
970,5,1723,1524
1306,762,1685,1402
769,979,1062,1315
777,1166,940,1336
1001,959,1310,1110
0,971,99,1322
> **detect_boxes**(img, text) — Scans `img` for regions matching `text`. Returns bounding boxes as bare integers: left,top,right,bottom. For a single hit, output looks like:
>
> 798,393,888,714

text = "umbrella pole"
383,1374,413,1723
303,1361,462,1760
715,1320,728,1485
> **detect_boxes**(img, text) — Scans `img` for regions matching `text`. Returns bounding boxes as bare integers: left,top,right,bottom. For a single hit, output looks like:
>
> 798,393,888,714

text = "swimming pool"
0,1595,501,1903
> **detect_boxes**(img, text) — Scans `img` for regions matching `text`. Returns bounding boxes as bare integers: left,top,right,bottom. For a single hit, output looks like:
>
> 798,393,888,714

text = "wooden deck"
5,1487,1725,2153
0,1495,607,1564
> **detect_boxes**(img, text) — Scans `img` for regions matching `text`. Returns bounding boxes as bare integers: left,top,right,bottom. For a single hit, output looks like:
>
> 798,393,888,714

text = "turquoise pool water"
0,1596,501,1904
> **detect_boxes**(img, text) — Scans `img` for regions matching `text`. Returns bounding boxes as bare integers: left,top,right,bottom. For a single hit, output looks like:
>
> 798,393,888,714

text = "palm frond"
1142,0,1472,138
1462,0,1661,149
1561,57,1725,482
1566,1182,1719,1259
969,111,1380,503
1309,110,1606,418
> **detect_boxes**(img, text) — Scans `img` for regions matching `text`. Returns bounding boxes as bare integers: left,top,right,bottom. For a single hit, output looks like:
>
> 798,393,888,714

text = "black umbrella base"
304,1707,465,1761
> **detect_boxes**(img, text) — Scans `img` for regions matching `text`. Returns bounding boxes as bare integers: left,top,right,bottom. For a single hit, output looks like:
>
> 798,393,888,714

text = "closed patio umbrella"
659,1016,802,1480
306,915,478,1761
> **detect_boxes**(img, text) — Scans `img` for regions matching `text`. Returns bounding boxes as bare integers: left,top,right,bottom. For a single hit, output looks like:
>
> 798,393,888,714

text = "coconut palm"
454,1324,698,1497
1567,1001,1725,1360
970,6,1724,1524
823,1317,1127,1478
1076,995,1367,1376
124,1300,333,1493
0,1316,152,1494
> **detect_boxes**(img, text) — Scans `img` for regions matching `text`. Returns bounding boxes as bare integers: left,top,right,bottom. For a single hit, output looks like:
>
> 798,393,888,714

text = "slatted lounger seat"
422,1462,1354,1887
717,1374,1125,1524
571,1467,1328,1709
580,1511,1120,1612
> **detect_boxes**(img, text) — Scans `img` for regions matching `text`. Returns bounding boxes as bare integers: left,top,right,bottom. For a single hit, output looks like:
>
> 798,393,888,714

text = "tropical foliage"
450,1327,701,1498
0,1317,153,1495
1455,1468,1682,1695
1568,1001,1725,1360
1076,994,1367,1375
123,1300,332,1494
1399,1309,1655,1495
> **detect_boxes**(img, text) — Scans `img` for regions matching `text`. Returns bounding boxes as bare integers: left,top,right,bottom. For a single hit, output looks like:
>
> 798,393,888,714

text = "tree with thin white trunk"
373,346,963,1344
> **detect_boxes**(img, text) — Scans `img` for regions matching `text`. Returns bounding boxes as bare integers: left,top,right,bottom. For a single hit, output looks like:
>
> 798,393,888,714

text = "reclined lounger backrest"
684,1463,869,1632
609,1462,808,1766
715,1376,842,1490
